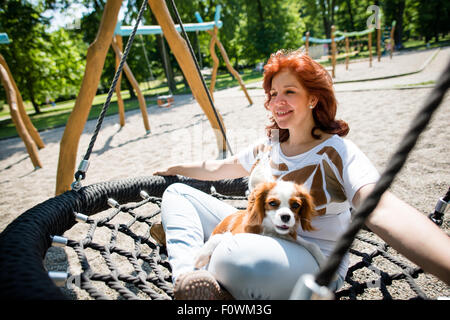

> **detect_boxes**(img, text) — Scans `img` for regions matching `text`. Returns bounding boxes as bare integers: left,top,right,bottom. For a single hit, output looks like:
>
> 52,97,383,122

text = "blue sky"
42,1,127,32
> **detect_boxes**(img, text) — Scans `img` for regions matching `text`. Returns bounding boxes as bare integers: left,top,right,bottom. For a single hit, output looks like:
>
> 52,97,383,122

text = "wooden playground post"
147,0,228,155
368,30,373,67
55,0,234,194
56,0,123,195
331,25,336,78
345,31,349,70
111,37,151,133
0,64,42,169
0,54,45,149
208,29,220,101
114,35,126,127
207,26,253,105
377,27,381,62
390,22,396,59
305,31,310,55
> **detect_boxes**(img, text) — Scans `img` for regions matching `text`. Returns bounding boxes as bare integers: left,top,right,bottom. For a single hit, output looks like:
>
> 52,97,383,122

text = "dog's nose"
280,214,291,223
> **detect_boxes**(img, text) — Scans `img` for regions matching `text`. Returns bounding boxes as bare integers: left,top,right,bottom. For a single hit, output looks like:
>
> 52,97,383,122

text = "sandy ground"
0,48,449,299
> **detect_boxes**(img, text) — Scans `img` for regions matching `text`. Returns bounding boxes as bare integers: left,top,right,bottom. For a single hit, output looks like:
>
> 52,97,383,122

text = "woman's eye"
270,92,277,97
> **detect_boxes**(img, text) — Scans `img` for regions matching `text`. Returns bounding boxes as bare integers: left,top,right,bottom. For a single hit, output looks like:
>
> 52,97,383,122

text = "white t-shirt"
236,134,380,278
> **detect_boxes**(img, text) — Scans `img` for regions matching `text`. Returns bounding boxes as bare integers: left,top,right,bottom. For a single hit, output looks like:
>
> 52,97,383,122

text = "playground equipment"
384,20,397,59
195,7,253,105
303,26,349,78
304,26,345,78
156,94,174,107
334,27,377,69
114,5,252,109
55,0,236,195
303,23,397,78
0,33,44,169
110,34,151,132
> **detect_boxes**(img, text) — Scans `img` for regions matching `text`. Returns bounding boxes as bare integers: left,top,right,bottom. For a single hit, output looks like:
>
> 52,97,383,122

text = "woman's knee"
208,237,267,299
207,233,320,299
161,183,196,214
163,182,193,198
161,183,191,224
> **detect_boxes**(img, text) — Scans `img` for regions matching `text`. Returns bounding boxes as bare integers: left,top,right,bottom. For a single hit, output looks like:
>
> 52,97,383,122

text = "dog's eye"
268,201,278,207
291,202,300,209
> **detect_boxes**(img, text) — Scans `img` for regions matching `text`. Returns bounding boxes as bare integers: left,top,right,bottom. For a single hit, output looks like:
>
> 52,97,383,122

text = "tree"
0,0,86,112
319,0,337,39
242,0,304,62
299,1,324,38
415,0,450,43
44,29,88,102
0,0,50,113
383,0,406,48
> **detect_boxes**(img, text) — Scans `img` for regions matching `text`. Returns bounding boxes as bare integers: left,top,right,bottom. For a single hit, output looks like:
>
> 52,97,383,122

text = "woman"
154,49,450,300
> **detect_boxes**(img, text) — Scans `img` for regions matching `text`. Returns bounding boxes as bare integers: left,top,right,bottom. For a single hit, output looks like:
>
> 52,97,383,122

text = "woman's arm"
153,155,249,181
354,184,450,285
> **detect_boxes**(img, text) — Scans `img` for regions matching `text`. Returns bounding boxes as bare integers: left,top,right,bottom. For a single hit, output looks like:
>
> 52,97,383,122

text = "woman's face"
268,69,315,131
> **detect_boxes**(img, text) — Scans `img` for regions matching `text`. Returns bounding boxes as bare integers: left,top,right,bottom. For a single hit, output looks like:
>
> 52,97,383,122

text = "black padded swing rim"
0,175,248,299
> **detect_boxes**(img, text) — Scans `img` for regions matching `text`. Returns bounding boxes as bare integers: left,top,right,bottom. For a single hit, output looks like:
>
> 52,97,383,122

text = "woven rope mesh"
337,230,426,300
50,195,173,300
44,191,446,300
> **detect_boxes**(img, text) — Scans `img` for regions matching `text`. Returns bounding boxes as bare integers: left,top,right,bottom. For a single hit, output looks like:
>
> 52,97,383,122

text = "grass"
0,93,152,140
394,80,436,88
402,37,450,51
0,68,264,140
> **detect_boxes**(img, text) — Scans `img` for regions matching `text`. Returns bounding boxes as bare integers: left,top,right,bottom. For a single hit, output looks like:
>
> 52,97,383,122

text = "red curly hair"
263,49,349,142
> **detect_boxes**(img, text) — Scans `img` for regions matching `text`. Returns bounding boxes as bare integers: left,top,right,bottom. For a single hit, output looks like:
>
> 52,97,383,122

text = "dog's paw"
194,251,212,269
194,233,231,269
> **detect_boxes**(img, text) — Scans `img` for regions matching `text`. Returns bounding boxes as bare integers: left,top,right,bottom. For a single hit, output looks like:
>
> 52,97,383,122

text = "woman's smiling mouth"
276,110,293,117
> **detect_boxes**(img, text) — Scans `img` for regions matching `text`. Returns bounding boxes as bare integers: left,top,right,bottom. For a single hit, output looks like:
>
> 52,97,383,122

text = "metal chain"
167,0,234,156
73,0,148,187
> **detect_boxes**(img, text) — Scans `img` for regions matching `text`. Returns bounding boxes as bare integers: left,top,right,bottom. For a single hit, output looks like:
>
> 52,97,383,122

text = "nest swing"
1,0,449,301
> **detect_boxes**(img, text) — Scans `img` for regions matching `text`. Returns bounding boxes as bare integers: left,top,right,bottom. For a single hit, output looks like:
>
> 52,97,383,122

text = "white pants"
160,183,343,299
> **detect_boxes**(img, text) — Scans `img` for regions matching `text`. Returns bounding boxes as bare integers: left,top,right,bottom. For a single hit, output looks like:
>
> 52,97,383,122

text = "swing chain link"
290,274,334,300
428,194,449,227
72,159,90,191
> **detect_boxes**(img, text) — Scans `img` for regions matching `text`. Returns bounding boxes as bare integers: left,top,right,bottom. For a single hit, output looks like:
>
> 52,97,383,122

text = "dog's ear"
244,182,274,233
295,184,316,232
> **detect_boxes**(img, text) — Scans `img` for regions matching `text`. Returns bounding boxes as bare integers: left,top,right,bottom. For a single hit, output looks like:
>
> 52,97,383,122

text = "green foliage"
0,0,87,112
240,0,304,61
414,0,450,43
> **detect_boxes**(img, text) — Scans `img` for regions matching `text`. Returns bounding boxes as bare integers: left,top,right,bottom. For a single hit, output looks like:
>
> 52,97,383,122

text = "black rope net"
38,180,446,300
59,194,173,300
337,230,430,300
48,187,248,300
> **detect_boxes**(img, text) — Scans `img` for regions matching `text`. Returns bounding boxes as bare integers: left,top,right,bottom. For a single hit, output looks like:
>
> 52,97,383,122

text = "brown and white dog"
195,180,327,269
